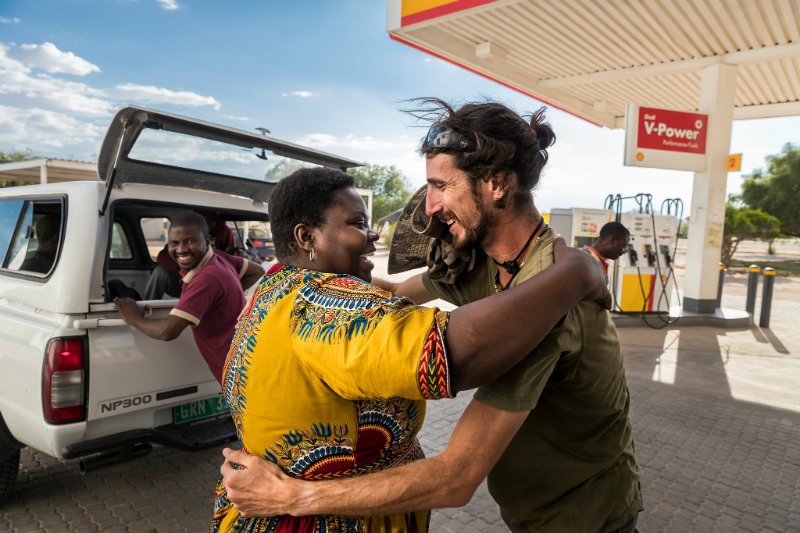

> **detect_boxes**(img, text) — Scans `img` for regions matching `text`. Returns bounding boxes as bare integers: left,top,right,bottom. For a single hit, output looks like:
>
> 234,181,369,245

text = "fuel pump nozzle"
660,245,672,267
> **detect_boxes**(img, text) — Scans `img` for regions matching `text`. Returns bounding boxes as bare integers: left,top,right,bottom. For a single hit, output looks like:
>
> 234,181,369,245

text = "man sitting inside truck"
116,211,265,384
144,210,236,300
20,214,61,274
583,222,631,276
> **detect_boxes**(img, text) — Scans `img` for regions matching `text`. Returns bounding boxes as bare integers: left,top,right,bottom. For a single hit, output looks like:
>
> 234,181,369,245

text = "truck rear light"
43,338,86,423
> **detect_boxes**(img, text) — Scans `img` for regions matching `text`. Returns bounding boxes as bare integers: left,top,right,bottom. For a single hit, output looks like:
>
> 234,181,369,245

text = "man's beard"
452,201,492,254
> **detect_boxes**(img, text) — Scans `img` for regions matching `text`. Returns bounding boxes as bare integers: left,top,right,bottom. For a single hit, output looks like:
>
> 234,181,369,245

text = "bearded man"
220,100,642,533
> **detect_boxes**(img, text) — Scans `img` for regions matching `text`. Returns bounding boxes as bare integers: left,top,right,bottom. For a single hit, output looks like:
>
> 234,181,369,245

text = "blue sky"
1,0,798,215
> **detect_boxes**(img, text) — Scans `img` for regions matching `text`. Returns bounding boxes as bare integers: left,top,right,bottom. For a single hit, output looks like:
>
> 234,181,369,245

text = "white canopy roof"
0,159,98,184
387,0,800,128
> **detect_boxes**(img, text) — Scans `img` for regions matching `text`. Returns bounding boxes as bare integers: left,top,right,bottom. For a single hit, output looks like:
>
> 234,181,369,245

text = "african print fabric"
210,265,452,533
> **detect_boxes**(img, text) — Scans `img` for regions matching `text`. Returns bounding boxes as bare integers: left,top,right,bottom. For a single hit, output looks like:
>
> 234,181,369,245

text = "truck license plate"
173,396,230,425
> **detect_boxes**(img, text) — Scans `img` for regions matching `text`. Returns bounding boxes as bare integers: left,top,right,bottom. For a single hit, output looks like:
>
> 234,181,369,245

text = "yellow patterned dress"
210,265,453,533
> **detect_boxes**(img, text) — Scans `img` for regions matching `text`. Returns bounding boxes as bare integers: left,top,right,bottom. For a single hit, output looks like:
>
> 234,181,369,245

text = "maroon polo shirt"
170,248,248,383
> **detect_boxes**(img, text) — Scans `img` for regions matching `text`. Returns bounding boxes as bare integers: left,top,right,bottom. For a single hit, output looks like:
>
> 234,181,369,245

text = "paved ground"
1,248,799,532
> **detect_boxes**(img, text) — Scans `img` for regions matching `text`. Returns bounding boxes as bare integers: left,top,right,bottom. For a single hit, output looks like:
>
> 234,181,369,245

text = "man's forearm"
290,452,473,517
127,316,175,341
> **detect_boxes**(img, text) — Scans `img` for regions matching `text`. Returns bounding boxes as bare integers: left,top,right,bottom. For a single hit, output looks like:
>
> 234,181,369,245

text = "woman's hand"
552,236,612,310
221,448,298,518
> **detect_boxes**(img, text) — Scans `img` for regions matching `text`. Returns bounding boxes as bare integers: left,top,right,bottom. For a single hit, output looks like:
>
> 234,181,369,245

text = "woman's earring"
309,248,315,262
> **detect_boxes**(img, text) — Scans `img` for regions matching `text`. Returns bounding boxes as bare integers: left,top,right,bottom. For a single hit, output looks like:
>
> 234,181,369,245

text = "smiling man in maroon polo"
116,211,265,384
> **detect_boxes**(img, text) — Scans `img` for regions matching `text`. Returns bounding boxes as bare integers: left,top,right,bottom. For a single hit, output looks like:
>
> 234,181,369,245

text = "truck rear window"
4,200,64,277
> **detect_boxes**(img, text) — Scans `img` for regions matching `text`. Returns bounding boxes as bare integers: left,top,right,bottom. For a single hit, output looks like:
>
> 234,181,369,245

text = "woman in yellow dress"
211,168,606,533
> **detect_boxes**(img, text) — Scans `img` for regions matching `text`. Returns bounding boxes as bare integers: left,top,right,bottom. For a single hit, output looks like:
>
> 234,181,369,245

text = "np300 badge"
99,394,152,413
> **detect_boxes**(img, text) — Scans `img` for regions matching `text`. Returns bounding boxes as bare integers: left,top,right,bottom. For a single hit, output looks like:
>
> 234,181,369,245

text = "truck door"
82,217,222,433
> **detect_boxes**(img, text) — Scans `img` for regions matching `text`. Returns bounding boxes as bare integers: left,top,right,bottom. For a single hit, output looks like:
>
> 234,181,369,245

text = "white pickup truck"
0,106,360,500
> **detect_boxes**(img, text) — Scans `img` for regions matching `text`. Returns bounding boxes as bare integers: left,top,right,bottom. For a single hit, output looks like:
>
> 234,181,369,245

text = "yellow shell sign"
401,0,498,26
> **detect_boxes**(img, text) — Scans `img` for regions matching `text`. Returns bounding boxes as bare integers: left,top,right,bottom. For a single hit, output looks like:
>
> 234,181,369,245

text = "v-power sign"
624,104,709,172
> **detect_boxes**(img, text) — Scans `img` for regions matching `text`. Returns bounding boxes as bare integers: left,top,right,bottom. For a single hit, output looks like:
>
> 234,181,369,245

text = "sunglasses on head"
424,124,476,152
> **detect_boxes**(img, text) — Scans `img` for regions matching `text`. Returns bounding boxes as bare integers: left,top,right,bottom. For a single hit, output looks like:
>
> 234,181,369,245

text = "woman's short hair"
269,167,355,258
410,98,555,208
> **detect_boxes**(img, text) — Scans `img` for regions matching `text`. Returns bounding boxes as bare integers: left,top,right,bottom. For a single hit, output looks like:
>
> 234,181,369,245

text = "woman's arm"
371,274,435,305
446,236,607,391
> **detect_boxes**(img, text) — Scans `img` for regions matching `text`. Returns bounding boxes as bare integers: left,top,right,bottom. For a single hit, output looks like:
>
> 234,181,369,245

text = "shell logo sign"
637,106,708,154
624,104,708,172
400,0,499,27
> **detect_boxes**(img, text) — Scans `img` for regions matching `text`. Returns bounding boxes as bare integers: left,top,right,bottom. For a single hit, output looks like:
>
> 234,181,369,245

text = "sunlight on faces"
309,188,378,282
425,154,492,253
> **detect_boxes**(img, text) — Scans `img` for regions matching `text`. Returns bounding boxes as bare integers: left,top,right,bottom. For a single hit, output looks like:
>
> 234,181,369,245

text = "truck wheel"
0,447,19,502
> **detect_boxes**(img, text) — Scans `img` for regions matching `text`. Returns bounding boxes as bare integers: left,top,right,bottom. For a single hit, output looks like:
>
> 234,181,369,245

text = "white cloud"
0,43,221,117
0,105,104,149
107,83,221,110
0,16,20,24
281,93,288,97
296,133,413,152
224,114,250,122
291,91,313,98
15,42,100,76
156,0,179,10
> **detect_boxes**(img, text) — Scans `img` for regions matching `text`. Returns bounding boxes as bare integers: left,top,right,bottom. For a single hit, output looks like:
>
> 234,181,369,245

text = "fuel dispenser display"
549,196,683,328
612,213,678,313
605,194,684,329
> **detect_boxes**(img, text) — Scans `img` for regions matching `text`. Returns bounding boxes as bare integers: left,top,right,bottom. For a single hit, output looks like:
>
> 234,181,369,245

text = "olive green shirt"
422,229,641,533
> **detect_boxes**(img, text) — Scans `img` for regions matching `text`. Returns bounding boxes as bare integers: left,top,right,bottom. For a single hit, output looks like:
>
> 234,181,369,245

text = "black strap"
493,217,544,276
493,220,548,292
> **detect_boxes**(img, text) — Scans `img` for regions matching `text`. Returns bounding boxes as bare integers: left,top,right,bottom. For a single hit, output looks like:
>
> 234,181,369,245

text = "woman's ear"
293,223,315,253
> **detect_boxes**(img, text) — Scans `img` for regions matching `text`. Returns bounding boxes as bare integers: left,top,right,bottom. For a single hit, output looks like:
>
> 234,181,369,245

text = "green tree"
740,143,800,237
347,164,413,229
0,149,39,188
264,159,311,182
721,203,782,268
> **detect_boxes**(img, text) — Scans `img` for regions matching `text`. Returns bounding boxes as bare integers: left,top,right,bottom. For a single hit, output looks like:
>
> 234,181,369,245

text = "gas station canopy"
0,159,98,184
387,0,800,128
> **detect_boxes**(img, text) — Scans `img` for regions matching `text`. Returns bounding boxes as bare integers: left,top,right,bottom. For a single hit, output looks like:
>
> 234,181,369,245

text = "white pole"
40,163,48,184
683,63,738,313
243,221,250,245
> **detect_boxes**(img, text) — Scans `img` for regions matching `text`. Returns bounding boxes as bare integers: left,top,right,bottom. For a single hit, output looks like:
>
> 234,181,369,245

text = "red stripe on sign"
388,35,603,128
401,0,499,26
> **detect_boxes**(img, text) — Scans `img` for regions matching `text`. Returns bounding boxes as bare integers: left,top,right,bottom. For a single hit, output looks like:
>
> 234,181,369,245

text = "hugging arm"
222,398,526,518
372,274,435,305
444,236,607,391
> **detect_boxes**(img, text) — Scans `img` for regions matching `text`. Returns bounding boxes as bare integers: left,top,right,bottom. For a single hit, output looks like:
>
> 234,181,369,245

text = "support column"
683,63,737,313
40,163,48,184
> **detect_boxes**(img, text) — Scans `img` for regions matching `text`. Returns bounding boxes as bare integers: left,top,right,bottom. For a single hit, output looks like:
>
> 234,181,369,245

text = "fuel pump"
604,194,684,328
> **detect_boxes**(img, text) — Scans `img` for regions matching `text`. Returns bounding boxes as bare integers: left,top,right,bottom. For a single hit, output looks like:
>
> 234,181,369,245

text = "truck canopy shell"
97,106,363,204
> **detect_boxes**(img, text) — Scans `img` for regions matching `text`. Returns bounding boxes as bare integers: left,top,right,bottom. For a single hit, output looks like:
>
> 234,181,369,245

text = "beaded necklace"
493,219,548,293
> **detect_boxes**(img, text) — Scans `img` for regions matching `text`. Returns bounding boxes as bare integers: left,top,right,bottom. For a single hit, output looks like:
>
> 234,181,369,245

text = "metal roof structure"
0,159,98,184
387,0,800,128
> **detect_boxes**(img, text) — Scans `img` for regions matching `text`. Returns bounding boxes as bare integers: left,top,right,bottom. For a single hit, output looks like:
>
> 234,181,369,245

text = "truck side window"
141,217,170,261
0,200,24,266
109,222,133,259
6,201,63,276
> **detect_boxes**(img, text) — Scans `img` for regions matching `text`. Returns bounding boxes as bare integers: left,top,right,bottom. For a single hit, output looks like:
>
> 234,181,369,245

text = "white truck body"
0,106,362,497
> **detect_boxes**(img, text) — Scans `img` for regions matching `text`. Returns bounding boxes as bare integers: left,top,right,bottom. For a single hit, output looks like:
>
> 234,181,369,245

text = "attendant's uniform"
583,245,609,275
170,248,249,383
422,229,641,533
